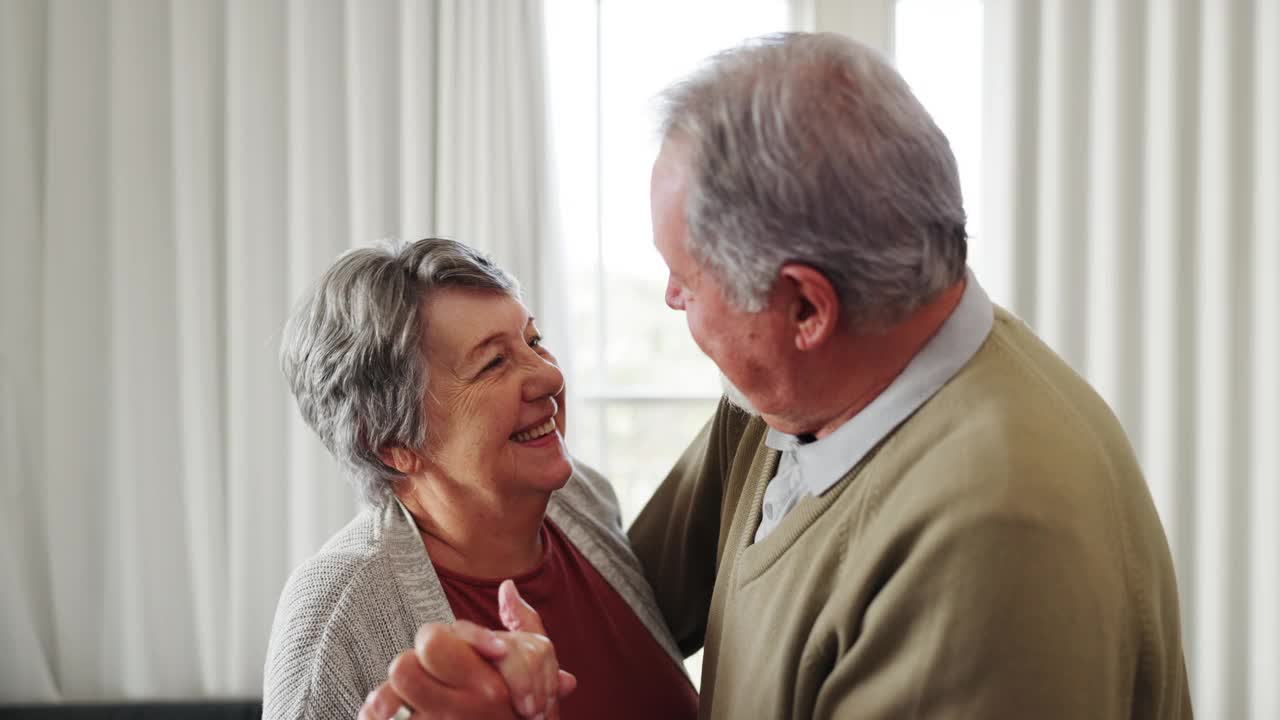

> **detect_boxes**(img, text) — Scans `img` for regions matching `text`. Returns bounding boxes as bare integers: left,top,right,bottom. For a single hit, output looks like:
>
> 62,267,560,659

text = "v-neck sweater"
630,306,1192,720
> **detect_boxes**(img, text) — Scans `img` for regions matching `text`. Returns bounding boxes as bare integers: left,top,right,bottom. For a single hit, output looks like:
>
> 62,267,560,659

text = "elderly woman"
264,239,696,720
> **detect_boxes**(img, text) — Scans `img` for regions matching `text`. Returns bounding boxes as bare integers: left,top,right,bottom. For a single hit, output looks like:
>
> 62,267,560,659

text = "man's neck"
769,278,967,440
395,478,549,579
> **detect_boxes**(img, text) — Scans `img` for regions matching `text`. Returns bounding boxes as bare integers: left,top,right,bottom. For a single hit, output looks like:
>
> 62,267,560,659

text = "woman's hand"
358,582,574,720
493,580,576,719
485,629,567,718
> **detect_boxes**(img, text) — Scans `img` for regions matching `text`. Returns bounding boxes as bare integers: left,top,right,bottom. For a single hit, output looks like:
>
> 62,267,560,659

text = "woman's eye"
481,355,505,373
528,334,543,349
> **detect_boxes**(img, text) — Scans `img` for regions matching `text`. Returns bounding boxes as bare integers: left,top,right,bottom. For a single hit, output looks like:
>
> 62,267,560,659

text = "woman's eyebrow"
464,316,536,363
465,334,504,363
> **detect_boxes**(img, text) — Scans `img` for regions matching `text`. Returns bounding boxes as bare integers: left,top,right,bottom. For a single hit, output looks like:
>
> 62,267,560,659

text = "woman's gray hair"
659,32,968,331
280,238,518,505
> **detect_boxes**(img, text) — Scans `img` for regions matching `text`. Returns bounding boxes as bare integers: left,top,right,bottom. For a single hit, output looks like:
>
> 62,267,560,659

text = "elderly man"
627,32,1191,719
365,32,1192,720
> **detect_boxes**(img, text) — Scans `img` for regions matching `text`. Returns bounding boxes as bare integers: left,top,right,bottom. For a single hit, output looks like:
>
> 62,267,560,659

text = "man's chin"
719,374,760,416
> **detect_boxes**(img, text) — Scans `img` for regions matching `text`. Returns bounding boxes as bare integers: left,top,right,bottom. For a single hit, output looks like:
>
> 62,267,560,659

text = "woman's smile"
510,416,559,445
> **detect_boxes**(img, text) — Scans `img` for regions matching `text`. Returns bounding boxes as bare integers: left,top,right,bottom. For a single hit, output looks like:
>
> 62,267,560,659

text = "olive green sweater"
630,307,1192,719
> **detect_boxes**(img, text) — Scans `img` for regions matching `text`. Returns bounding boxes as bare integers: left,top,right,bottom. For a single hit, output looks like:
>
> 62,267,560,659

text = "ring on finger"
390,704,412,720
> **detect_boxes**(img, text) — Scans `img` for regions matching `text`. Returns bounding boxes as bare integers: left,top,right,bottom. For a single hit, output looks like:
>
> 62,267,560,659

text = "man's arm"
627,399,754,657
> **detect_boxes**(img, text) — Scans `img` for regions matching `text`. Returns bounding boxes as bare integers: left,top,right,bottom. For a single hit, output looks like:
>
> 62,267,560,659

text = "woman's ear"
379,446,422,476
779,264,840,352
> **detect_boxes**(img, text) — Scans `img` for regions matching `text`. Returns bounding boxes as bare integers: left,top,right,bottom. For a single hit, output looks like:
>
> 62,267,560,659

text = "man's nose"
665,277,685,310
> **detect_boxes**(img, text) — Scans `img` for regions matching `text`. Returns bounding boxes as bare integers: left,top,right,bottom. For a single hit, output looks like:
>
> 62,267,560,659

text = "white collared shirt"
753,270,995,543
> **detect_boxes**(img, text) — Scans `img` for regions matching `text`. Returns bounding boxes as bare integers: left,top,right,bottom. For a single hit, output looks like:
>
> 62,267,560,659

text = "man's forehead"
653,138,693,187
652,147,691,237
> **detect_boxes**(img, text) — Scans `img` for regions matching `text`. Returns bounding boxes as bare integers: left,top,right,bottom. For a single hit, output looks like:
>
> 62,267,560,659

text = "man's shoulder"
863,309,1147,532
980,305,1133,446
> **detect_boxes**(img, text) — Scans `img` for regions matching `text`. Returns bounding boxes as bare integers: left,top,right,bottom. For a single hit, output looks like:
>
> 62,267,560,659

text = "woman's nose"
523,351,564,402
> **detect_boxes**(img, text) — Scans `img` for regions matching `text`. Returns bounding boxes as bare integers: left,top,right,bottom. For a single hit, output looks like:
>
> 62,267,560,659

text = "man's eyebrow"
464,315,535,363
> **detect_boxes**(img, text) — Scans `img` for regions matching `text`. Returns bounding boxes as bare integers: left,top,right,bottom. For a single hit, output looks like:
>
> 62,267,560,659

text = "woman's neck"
395,479,550,579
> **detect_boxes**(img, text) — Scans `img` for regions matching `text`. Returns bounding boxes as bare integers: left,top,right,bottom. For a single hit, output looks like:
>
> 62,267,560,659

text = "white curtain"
983,1,1279,717
0,0,555,702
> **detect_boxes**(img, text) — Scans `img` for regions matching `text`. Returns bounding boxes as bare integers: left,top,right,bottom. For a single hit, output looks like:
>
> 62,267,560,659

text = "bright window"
546,0,986,520
895,0,991,301
545,0,791,525
545,0,987,521
545,0,985,689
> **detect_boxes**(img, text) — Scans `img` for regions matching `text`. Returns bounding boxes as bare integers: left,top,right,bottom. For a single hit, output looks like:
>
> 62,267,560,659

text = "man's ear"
779,264,839,352
379,446,422,476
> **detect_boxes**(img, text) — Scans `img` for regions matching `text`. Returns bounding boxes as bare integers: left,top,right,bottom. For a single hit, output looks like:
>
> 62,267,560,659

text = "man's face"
650,139,788,416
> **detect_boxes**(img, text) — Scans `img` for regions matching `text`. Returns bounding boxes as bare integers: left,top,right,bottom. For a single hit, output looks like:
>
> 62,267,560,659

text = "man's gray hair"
280,238,518,505
659,32,967,331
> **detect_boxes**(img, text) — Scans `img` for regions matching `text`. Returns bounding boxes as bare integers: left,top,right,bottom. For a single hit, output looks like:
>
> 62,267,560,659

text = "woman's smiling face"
414,287,572,501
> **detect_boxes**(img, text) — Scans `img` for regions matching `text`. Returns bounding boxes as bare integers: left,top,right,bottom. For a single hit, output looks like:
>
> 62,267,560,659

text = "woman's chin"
542,444,576,490
506,433,575,492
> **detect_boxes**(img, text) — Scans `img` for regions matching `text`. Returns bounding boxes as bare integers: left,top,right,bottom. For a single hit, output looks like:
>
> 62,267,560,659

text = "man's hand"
358,581,575,720
358,619,511,720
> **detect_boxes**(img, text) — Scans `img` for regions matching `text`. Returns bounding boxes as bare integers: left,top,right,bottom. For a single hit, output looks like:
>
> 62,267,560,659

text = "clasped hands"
359,580,575,720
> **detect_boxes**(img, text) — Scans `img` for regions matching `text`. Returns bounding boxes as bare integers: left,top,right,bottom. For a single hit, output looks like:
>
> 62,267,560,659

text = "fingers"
412,620,506,696
533,637,558,720
390,648,524,720
394,618,564,720
496,582,559,718
541,650,560,720
492,630,564,720
359,683,404,720
494,637,542,718
440,619,509,660
498,580,546,636
557,670,577,699
387,649,445,712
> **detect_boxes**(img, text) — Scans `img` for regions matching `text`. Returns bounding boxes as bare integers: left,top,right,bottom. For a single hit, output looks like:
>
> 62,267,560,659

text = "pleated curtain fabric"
0,0,555,701
982,1,1280,717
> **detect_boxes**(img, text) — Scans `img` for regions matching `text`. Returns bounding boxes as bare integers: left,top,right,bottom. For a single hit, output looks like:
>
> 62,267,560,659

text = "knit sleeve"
262,556,375,720
569,458,625,531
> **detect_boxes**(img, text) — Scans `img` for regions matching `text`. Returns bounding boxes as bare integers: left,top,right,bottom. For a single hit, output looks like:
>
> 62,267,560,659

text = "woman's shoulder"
554,459,623,530
269,510,402,652
264,505,427,718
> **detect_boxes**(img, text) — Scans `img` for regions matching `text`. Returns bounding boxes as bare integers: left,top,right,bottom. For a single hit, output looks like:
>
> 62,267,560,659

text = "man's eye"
481,355,505,373
528,334,543,348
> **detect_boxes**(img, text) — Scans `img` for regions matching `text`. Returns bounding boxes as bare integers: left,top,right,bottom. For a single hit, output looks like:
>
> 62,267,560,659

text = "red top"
435,520,698,720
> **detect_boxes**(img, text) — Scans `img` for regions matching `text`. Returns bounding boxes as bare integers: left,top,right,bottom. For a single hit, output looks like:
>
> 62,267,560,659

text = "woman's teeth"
511,418,557,443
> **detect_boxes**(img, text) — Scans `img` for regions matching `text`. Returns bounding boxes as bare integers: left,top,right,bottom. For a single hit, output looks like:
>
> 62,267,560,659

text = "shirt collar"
764,269,994,496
